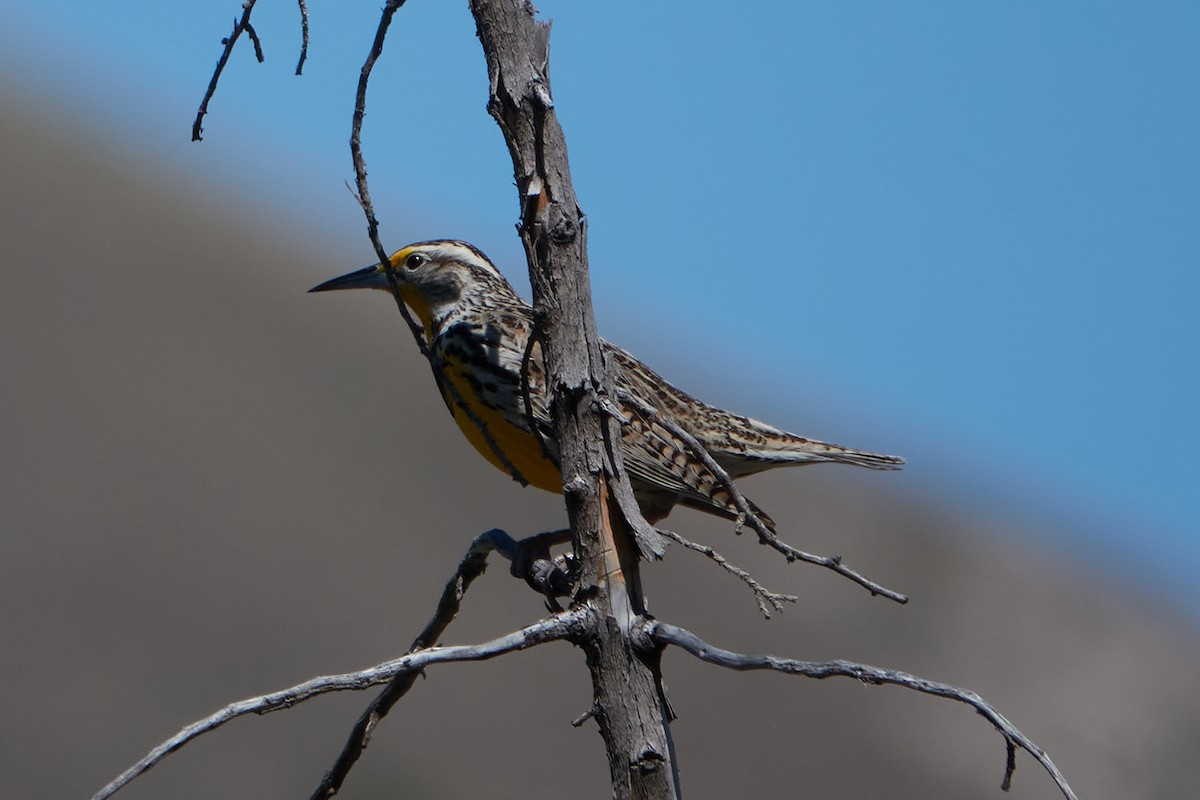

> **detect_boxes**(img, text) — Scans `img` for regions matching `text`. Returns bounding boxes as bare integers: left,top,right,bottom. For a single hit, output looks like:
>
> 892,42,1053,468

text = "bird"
310,240,903,532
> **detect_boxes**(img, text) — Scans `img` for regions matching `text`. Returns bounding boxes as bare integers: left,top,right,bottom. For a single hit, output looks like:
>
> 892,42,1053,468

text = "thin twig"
309,528,572,799
571,707,599,728
656,528,796,618
92,611,585,800
243,20,264,62
616,388,908,604
346,0,532,489
646,620,1078,800
295,0,310,75
347,0,411,306
193,1,263,141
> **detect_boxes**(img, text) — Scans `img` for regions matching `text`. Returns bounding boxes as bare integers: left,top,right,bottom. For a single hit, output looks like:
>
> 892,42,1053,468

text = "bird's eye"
404,253,427,271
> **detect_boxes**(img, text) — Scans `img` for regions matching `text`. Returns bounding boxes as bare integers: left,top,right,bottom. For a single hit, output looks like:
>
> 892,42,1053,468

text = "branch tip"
658,528,795,617
193,0,263,142
94,610,583,800
648,620,1077,800
295,0,310,74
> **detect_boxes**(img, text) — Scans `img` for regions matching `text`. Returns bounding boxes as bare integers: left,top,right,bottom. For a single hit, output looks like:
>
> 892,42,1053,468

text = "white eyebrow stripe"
426,241,503,279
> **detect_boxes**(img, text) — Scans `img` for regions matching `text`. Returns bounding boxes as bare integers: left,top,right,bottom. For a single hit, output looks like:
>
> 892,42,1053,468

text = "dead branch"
93,525,577,800
92,610,585,800
618,387,908,604
644,619,1078,800
338,1,678,790
309,527,572,799
345,0,412,331
193,1,264,141
295,0,310,75
656,527,796,617
243,18,264,62
345,0,535,489
470,1,680,794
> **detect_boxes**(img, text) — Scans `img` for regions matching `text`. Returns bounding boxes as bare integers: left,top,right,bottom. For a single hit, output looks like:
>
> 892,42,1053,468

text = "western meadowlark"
311,240,903,530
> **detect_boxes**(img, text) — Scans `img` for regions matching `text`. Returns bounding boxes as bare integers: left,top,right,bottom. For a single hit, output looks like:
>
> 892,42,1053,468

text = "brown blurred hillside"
2,97,1198,800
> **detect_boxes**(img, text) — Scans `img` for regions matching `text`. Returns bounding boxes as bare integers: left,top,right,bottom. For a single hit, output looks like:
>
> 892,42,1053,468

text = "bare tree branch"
92,610,585,800
308,527,572,799
295,0,310,75
345,0,534,489
618,387,908,604
243,19,264,62
645,620,1078,800
470,1,680,795
346,0,412,329
337,1,679,792
193,1,264,142
656,527,796,617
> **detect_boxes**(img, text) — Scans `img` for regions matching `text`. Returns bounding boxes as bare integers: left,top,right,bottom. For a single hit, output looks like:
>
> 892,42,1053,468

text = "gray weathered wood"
469,2,679,797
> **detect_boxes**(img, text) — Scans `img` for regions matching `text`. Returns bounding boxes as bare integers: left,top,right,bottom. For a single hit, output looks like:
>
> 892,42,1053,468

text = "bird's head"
310,240,508,337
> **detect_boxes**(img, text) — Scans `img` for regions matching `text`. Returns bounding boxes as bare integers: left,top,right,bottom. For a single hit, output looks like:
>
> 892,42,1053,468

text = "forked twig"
92,610,585,800
309,527,572,799
656,528,796,617
645,620,1078,800
193,0,264,141
616,388,907,604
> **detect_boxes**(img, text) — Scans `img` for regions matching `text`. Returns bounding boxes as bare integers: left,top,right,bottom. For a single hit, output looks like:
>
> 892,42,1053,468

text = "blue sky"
3,2,1197,612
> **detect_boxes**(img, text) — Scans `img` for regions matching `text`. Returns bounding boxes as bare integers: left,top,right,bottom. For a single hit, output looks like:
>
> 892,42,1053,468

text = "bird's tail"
800,439,905,470
707,416,905,477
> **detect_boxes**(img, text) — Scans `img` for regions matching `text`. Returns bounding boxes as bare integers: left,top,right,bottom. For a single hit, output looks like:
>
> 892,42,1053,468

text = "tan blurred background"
3,89,1199,800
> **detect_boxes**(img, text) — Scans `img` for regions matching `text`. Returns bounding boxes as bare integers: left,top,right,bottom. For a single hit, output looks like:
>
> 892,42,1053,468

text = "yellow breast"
438,360,563,494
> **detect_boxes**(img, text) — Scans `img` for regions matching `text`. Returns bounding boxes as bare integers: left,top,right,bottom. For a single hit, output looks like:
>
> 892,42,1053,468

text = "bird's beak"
308,264,390,293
